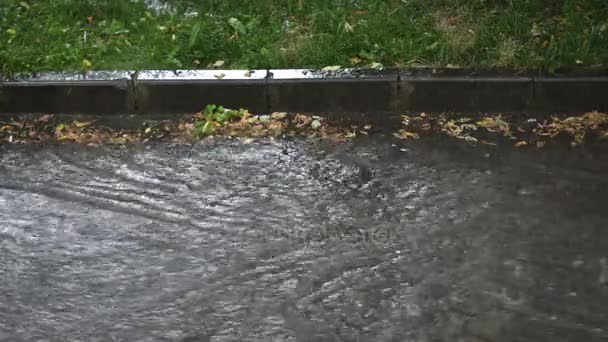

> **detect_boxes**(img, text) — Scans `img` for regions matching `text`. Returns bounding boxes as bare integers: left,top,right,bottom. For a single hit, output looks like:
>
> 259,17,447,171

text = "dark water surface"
1,137,607,342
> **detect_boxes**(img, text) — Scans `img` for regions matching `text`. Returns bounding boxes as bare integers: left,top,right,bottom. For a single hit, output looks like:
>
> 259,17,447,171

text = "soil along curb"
2,68,608,116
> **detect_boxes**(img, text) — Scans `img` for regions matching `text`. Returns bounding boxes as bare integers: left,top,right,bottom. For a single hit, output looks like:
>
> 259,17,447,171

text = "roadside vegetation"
1,0,607,73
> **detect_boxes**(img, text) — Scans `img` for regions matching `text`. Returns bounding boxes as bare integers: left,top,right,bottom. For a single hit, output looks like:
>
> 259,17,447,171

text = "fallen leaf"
350,56,363,65
244,71,252,77
73,120,93,128
214,73,226,79
363,125,372,130
514,141,528,147
294,114,312,127
259,115,271,122
393,130,420,140
108,137,127,145
212,60,225,68
321,65,341,71
576,59,583,65
81,59,93,70
536,141,546,148
311,120,322,130
271,112,287,120
343,21,354,33
0,125,13,131
19,2,30,10
37,114,54,122
369,62,383,69
531,23,542,37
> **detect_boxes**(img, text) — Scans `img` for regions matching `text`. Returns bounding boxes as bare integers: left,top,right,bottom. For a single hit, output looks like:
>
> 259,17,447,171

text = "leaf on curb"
369,62,383,69
321,65,341,71
214,73,226,79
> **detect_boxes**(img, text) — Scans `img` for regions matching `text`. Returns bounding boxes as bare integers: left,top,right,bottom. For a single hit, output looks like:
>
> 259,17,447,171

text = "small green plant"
193,120,214,138
193,104,248,138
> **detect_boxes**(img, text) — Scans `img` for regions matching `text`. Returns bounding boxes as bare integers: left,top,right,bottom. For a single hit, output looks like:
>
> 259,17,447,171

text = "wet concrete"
1,137,607,341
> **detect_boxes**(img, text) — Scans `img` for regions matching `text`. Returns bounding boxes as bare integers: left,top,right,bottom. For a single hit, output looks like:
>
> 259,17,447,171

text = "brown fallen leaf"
294,114,312,127
37,114,54,122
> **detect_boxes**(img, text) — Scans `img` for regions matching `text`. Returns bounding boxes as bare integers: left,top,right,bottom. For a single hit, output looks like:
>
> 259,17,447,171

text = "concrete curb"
1,68,608,116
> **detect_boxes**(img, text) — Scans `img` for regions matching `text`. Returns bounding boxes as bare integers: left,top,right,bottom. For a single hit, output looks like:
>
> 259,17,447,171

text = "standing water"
1,137,607,341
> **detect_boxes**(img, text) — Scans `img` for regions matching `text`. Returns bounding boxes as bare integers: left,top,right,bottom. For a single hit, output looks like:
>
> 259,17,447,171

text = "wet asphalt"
1,136,607,341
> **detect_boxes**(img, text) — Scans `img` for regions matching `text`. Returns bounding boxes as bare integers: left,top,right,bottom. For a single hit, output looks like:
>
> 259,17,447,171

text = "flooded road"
1,137,607,341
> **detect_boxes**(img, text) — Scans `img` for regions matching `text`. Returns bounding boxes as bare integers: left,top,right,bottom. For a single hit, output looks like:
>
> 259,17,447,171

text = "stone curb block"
1,69,608,115
134,70,268,114
0,71,135,115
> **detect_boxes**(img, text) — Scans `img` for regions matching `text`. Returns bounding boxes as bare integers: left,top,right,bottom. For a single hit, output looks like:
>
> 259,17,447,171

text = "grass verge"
1,0,607,73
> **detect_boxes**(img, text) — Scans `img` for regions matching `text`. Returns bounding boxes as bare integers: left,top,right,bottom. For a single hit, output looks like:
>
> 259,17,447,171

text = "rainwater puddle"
1,137,607,341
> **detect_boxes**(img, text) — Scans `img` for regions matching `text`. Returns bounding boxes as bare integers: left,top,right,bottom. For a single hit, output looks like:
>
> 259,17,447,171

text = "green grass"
1,0,607,74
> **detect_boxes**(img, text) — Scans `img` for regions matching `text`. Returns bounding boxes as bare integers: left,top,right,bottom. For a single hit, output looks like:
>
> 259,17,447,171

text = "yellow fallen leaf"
393,130,419,140
214,73,226,79
343,21,354,33
369,62,383,69
81,59,93,69
321,65,341,71
244,71,252,77
345,131,357,139
0,125,14,131
270,112,287,120
350,56,363,65
73,120,93,128
514,141,528,147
